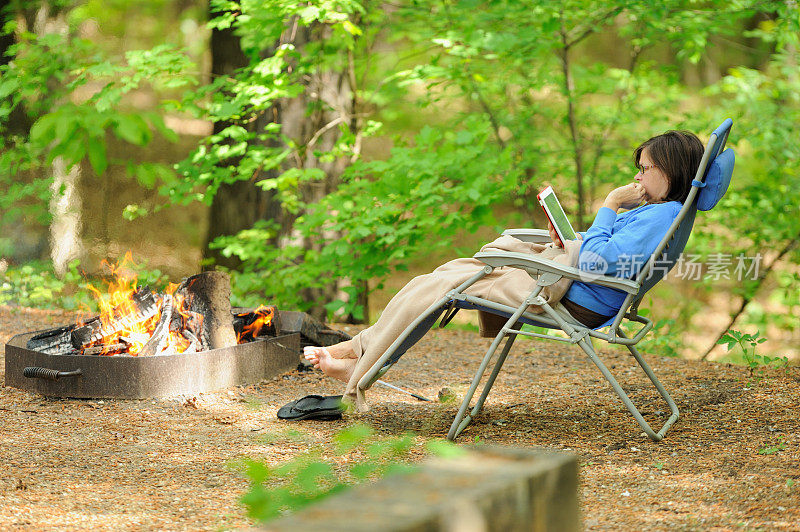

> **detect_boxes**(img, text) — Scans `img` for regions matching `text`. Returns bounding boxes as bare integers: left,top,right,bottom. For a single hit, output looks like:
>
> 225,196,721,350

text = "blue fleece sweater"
564,201,681,317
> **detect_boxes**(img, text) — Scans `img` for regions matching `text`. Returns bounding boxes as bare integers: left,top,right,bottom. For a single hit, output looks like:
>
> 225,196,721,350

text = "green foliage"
2,0,797,357
238,423,464,522
758,438,786,456
638,318,681,358
687,3,800,352
622,306,684,357
382,0,760,225
159,0,365,214
219,117,515,317
212,0,795,323
0,13,195,237
0,260,89,310
717,329,789,375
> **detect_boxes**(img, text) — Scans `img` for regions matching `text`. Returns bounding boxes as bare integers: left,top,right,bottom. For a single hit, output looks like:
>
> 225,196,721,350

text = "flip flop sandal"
277,394,345,421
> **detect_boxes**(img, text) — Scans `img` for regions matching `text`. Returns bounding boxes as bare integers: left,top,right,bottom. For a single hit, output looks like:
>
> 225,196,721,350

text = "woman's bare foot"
304,339,355,360
303,346,356,383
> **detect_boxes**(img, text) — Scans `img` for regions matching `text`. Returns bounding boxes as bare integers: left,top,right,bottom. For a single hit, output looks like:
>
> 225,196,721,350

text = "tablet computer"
537,186,577,246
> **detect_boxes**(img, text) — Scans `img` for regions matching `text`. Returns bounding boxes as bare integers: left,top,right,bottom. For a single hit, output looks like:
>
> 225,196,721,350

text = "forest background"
0,0,798,365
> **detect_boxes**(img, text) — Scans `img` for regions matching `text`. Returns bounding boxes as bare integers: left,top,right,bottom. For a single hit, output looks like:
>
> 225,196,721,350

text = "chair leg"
577,334,679,441
447,324,520,441
620,332,680,439
470,324,521,418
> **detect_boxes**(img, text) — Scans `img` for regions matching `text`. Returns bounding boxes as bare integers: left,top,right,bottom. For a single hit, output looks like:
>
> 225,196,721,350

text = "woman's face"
635,148,670,202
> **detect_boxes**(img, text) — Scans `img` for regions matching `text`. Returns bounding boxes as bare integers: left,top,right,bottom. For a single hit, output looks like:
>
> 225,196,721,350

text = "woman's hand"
602,183,646,212
548,220,562,248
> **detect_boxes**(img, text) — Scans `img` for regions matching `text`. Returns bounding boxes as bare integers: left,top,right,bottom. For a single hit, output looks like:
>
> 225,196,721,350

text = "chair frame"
357,121,732,442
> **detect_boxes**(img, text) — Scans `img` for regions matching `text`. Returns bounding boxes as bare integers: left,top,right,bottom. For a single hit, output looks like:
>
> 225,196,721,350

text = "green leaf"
123,204,148,220
133,164,159,188
113,115,151,145
295,462,334,493
0,77,18,99
334,424,374,453
425,439,467,458
87,138,108,175
349,462,378,480
145,112,179,142
29,114,58,146
57,132,88,168
342,20,362,36
758,439,785,455
324,299,346,313
245,458,271,484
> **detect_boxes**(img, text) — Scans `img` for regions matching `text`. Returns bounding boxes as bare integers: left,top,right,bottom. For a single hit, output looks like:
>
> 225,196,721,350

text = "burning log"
181,329,199,355
70,287,158,349
169,309,203,348
26,325,78,356
138,294,173,357
175,272,237,350
233,305,279,343
83,342,128,356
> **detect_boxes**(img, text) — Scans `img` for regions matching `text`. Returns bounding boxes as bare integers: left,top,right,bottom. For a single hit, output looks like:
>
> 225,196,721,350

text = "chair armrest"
473,250,640,294
501,228,551,243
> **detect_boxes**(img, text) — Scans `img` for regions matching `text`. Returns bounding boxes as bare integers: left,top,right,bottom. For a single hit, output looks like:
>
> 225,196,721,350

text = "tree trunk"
559,30,586,230
23,2,85,275
278,24,353,321
203,18,284,270
49,156,83,276
203,8,357,321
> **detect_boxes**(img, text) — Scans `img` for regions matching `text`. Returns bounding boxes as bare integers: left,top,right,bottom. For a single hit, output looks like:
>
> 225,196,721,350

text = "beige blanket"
344,235,581,411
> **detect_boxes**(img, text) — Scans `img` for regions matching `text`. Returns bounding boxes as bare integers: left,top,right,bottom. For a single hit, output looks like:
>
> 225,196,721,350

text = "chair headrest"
695,148,734,211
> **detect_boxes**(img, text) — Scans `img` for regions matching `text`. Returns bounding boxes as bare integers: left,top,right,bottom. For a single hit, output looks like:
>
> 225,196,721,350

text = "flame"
237,305,274,343
81,253,271,356
83,253,193,356
165,283,195,353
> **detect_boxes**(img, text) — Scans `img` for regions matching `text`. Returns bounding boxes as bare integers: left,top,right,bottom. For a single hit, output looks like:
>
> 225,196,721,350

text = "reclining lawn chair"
358,119,734,441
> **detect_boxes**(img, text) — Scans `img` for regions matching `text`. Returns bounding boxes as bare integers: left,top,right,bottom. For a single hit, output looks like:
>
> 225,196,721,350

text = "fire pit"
3,267,306,399
4,328,299,399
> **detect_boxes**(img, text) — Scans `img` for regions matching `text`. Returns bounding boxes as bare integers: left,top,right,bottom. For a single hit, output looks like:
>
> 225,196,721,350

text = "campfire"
5,255,351,399
25,256,276,358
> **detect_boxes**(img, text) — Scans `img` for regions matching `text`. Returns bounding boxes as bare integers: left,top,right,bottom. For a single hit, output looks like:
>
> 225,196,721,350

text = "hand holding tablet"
537,186,578,247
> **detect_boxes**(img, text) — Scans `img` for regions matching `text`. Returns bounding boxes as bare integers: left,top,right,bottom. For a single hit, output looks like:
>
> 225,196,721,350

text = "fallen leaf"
183,397,200,409
214,415,235,425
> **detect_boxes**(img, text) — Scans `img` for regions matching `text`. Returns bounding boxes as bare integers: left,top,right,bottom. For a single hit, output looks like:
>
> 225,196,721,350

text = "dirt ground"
1,305,798,531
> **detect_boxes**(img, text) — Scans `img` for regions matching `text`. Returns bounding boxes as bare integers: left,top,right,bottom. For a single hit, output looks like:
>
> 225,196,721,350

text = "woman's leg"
342,258,496,409
306,258,488,391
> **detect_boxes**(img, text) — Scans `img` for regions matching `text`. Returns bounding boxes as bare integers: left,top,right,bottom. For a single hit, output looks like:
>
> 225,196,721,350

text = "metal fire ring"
4,330,301,399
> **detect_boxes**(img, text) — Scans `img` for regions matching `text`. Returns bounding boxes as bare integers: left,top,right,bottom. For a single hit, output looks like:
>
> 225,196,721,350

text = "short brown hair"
634,130,704,204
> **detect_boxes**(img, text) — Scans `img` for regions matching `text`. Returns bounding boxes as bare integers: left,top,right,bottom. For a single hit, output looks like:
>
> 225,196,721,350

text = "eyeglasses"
637,164,657,174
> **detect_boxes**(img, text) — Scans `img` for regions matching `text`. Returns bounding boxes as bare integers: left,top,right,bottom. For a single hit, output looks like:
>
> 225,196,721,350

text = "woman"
303,130,704,411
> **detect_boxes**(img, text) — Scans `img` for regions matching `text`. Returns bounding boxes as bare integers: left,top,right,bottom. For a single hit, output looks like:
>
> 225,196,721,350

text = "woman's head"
633,130,704,204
